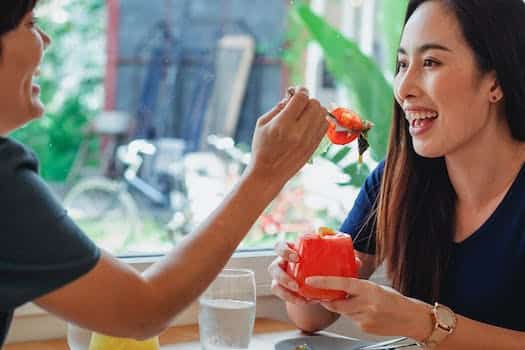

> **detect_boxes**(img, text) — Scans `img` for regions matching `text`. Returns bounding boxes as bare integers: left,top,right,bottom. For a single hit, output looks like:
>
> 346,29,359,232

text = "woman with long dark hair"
0,0,329,345
270,0,525,348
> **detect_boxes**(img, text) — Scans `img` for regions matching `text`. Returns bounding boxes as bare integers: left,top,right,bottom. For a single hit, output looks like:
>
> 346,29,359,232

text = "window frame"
7,251,276,343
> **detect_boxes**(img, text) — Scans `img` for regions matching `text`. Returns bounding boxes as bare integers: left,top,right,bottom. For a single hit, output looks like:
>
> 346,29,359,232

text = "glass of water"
198,268,256,349
67,323,92,350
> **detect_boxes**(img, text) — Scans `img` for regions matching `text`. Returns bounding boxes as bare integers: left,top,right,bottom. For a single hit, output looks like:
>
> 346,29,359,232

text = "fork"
358,337,419,350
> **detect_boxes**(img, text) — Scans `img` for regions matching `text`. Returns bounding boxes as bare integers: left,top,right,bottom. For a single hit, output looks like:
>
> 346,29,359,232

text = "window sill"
8,251,278,343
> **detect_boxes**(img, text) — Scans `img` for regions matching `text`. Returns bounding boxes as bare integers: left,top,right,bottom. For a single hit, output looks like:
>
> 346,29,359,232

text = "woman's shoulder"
0,137,38,176
361,160,385,196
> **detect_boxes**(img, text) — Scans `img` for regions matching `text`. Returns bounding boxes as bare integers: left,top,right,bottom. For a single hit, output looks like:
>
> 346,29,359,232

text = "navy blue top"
340,161,525,331
0,138,100,345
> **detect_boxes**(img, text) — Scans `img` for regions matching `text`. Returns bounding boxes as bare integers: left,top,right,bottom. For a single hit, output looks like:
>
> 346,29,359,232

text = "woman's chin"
413,145,443,158
28,100,45,118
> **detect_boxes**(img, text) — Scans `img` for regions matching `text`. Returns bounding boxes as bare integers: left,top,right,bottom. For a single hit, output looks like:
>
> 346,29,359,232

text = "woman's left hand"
305,276,433,340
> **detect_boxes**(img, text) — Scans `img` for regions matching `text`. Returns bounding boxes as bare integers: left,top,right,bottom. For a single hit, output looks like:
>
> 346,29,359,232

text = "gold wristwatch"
420,302,457,349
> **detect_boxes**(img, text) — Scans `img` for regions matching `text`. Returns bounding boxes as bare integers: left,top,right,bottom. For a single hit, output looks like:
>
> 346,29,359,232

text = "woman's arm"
406,300,525,350
306,277,525,350
35,90,329,339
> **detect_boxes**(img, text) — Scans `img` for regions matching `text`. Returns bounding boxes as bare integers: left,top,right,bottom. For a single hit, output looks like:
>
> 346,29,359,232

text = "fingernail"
289,253,299,262
298,87,309,96
289,281,299,291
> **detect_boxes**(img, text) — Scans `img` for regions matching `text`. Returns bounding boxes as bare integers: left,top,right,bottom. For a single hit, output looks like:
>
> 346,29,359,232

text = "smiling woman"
0,0,330,346
0,0,50,135
269,0,525,349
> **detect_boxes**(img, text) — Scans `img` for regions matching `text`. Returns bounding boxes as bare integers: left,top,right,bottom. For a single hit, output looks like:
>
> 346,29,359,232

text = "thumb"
355,256,362,272
257,98,288,126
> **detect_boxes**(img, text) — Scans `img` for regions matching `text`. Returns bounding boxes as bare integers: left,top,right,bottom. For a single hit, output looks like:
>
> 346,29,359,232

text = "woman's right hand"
268,240,311,305
247,87,328,189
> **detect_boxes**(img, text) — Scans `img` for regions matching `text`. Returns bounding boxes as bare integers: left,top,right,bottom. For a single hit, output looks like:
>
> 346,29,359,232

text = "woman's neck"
445,126,525,210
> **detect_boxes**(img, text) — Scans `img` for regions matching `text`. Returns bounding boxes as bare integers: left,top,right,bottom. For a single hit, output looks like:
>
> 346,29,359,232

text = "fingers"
274,241,299,262
297,99,329,140
257,98,289,126
270,280,309,305
321,297,363,316
272,87,310,125
268,259,308,304
268,257,299,292
355,256,363,272
268,246,308,305
305,276,368,296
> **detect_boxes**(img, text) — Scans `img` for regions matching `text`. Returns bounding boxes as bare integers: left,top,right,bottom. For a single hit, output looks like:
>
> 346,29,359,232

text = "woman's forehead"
400,1,464,53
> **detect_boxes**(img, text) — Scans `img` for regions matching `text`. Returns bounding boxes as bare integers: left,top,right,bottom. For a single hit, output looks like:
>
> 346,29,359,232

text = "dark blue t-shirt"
340,161,525,331
0,138,100,345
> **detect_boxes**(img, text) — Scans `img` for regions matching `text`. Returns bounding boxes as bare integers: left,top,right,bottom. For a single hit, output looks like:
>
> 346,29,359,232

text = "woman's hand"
268,240,311,305
247,87,328,188
305,276,433,340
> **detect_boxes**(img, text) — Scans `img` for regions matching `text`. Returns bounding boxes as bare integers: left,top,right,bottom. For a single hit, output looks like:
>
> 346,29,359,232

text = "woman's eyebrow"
398,43,452,55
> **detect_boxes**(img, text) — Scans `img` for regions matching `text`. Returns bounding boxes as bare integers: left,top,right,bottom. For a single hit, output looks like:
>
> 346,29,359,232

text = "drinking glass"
67,323,92,350
198,268,256,349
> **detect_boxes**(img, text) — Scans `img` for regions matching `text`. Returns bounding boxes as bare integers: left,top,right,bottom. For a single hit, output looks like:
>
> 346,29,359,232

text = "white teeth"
405,111,438,122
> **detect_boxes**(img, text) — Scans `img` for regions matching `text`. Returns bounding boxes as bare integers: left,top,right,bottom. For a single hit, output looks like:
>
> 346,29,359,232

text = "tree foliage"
12,0,105,181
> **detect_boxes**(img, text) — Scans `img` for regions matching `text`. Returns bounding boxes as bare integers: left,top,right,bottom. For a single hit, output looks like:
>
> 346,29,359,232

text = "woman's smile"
31,66,41,95
404,108,439,137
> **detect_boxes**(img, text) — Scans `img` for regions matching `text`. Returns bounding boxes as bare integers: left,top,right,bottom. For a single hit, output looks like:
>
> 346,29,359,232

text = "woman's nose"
394,65,421,103
39,29,52,50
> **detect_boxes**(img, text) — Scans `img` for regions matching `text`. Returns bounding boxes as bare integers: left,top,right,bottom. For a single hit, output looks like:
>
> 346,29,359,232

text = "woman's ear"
487,71,503,103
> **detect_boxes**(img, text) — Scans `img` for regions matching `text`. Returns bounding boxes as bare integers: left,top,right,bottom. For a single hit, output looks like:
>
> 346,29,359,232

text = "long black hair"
377,0,525,303
0,0,39,36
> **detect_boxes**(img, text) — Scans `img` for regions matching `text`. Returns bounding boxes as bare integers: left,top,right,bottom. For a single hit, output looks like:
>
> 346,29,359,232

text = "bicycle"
64,137,192,253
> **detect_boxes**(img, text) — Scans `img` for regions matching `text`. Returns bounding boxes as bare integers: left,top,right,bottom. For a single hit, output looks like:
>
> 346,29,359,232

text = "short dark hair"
0,0,39,37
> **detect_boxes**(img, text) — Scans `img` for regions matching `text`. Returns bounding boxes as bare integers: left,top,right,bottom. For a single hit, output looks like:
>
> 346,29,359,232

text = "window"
9,0,408,343
16,0,403,256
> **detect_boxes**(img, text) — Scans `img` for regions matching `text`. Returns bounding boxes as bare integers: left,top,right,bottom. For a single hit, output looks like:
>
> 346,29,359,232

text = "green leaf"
12,0,105,182
293,4,394,160
341,163,370,187
308,135,331,164
330,146,351,164
377,0,409,73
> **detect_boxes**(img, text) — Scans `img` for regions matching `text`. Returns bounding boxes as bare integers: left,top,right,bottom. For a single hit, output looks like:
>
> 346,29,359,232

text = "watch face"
436,306,456,327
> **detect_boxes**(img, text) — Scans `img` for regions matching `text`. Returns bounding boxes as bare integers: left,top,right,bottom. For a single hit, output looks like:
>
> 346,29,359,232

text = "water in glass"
198,269,256,350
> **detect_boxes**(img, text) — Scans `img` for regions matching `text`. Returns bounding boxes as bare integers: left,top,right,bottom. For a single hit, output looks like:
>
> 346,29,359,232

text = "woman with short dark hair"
270,1,525,348
0,0,329,345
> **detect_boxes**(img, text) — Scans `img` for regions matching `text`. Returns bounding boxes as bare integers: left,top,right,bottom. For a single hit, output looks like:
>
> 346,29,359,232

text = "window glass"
15,0,407,256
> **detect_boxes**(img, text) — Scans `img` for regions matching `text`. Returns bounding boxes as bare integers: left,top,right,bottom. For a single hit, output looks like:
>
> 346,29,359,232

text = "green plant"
289,1,408,186
12,0,105,181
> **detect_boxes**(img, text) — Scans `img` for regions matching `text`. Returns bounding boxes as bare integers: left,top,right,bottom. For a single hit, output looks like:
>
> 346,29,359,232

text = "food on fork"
327,107,373,164
286,87,373,164
289,227,358,301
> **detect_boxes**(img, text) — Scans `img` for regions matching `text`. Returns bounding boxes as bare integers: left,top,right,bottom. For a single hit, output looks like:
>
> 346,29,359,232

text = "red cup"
289,228,358,301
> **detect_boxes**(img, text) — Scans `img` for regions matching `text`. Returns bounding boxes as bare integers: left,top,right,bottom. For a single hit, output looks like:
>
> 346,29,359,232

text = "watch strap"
420,303,456,349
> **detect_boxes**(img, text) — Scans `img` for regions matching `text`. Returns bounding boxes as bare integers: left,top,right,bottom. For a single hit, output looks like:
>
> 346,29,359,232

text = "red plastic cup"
289,228,358,301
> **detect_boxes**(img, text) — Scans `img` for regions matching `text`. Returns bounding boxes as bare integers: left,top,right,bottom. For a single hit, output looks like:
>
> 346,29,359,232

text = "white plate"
274,334,374,350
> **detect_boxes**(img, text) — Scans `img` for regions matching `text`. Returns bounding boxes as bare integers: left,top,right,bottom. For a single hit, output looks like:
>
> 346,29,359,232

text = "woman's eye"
423,59,439,68
27,17,39,28
397,60,408,71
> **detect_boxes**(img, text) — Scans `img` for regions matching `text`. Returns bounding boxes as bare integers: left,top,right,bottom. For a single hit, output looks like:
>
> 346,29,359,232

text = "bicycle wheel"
64,177,141,253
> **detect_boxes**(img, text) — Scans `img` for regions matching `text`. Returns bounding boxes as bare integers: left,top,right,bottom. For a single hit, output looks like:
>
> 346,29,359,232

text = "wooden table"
5,318,299,350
